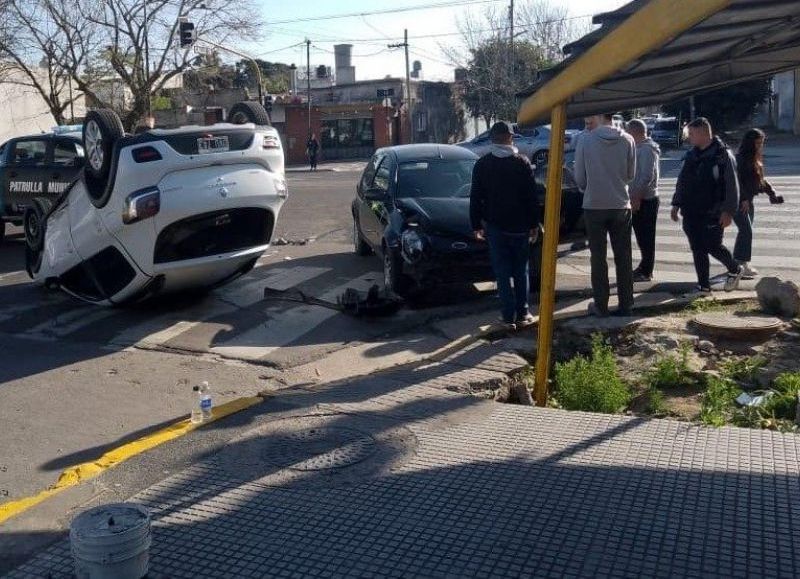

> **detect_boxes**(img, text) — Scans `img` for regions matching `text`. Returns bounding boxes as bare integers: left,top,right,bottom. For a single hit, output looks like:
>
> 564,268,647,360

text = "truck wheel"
228,101,271,126
24,201,46,253
83,109,124,203
25,244,43,277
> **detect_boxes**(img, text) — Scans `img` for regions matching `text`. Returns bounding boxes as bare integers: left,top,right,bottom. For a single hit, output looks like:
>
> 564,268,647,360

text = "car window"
360,155,380,191
53,140,84,167
517,127,539,138
373,157,392,192
655,120,678,131
397,159,476,199
11,139,48,167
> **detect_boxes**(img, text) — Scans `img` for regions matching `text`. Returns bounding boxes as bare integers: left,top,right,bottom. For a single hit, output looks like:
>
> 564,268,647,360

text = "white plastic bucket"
70,502,152,579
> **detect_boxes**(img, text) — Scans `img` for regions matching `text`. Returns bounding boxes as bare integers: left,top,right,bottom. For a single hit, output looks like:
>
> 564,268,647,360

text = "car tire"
23,201,47,253
353,217,372,256
532,149,548,166
83,109,124,204
228,101,271,126
383,247,413,298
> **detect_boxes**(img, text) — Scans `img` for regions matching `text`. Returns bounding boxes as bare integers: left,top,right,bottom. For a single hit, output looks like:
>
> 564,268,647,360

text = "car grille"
154,208,273,264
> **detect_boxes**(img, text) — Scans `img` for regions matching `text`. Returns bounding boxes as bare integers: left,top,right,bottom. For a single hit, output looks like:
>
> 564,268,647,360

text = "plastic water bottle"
199,381,213,421
190,385,203,424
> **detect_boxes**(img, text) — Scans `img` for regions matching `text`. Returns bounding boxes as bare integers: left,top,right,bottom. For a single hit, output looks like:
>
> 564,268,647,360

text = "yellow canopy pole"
517,0,731,126
533,103,566,407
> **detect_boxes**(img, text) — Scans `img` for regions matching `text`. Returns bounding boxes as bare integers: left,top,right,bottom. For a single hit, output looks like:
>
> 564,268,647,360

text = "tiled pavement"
6,340,800,578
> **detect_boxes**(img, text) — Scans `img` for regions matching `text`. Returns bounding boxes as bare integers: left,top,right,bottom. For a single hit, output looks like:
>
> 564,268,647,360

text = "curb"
0,396,264,526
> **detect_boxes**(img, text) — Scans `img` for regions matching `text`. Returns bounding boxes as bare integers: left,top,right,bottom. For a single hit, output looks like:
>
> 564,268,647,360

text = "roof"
518,0,800,124
386,144,479,162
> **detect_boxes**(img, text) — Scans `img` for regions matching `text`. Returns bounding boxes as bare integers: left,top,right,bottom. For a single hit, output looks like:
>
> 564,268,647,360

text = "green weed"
554,334,631,413
645,385,667,416
700,376,741,427
646,345,694,390
719,356,767,383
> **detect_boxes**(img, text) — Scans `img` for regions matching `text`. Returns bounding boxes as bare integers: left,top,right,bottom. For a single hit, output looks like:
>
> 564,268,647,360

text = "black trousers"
682,215,738,288
632,197,660,276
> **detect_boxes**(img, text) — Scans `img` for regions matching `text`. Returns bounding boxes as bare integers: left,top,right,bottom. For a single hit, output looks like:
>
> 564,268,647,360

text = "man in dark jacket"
470,121,540,328
671,117,743,293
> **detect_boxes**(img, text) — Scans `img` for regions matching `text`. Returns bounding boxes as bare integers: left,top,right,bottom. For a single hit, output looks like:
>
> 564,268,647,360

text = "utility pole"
388,29,413,144
509,0,514,78
144,0,151,119
306,39,312,137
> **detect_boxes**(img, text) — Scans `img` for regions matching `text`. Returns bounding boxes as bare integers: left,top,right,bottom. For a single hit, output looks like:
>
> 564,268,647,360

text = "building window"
321,118,375,149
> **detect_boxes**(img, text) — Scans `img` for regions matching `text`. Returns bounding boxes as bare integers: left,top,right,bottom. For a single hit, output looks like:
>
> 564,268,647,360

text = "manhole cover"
213,413,416,488
693,313,784,340
269,427,377,471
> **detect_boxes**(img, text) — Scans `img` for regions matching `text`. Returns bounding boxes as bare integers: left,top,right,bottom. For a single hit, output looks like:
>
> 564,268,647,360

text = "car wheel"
383,247,412,298
24,201,46,253
83,109,124,204
228,101,271,126
353,217,372,256
532,149,548,166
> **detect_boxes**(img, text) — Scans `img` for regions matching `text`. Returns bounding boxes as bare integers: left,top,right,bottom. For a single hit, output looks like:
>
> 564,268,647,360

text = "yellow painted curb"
0,395,263,525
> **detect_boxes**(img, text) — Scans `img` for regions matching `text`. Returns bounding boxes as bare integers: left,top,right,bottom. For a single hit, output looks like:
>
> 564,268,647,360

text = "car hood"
395,197,472,238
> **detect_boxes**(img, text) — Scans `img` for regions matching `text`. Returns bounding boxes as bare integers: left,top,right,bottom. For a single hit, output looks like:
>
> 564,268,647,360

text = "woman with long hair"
734,128,784,278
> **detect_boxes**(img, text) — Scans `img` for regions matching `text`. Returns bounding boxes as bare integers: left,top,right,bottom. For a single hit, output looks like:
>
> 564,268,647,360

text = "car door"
49,138,85,199
357,153,385,246
363,155,394,248
5,137,50,212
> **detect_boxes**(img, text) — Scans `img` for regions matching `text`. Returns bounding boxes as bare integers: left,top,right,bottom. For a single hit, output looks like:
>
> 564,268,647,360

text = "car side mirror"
364,187,386,201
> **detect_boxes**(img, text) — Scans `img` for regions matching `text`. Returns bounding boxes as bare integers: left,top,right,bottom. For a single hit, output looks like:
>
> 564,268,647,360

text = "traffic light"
179,21,196,48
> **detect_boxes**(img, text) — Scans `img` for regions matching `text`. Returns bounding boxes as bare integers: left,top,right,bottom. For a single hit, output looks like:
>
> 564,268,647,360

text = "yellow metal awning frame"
521,0,734,406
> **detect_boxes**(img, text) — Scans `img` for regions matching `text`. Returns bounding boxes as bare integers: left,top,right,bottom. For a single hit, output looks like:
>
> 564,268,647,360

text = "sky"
247,0,629,83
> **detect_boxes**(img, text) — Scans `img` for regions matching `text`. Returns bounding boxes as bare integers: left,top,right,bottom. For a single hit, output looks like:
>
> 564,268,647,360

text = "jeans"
309,154,318,170
584,209,634,313
486,225,531,323
682,215,739,288
733,203,755,263
632,197,660,276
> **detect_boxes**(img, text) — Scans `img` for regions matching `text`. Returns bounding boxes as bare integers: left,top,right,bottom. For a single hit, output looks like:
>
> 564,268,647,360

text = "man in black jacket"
671,118,743,293
470,121,540,328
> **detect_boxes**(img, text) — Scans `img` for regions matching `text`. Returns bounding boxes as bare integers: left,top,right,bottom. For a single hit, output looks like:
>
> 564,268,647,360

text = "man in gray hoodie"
574,113,637,316
627,119,661,282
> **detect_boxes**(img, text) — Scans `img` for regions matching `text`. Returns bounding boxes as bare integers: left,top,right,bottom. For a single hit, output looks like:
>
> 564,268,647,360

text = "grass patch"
699,375,740,427
554,334,631,413
646,345,694,390
645,385,667,416
686,298,726,313
719,355,767,383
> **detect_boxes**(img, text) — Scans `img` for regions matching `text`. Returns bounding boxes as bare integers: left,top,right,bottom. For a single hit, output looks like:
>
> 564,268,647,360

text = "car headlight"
123,187,160,224
401,229,425,263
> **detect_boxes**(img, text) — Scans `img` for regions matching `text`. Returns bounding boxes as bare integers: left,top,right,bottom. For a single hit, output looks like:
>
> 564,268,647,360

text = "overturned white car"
24,102,287,305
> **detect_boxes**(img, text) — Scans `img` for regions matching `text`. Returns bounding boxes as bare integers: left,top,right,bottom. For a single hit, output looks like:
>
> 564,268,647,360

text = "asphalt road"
1,148,798,569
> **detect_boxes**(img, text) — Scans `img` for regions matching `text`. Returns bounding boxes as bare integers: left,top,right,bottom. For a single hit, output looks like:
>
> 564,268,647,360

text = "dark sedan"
352,144,583,298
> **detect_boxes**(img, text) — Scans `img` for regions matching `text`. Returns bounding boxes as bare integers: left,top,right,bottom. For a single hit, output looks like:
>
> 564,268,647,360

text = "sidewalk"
6,302,800,578
286,160,367,173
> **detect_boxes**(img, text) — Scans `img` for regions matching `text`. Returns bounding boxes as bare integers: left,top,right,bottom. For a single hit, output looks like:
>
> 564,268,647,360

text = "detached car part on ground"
352,145,584,299
24,102,287,305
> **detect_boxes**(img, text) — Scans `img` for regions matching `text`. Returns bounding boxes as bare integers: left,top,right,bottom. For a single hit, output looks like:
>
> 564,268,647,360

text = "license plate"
197,135,229,154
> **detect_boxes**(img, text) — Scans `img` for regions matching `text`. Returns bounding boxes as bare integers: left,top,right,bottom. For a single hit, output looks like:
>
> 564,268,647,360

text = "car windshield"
655,120,678,131
397,159,476,198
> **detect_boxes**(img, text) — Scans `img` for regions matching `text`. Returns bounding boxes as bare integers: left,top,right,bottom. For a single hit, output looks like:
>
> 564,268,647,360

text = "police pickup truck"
0,126,84,243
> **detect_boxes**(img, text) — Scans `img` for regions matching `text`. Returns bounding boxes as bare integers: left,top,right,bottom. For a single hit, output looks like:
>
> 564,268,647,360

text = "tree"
663,78,773,133
0,0,262,130
462,38,546,125
445,0,589,126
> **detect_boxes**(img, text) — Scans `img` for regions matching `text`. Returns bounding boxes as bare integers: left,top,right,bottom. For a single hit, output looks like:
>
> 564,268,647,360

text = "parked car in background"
0,126,85,244
457,124,577,166
352,144,583,298
25,102,288,305
651,117,682,149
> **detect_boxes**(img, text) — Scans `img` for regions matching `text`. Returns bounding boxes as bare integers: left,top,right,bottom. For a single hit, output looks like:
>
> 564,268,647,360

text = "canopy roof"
518,0,800,124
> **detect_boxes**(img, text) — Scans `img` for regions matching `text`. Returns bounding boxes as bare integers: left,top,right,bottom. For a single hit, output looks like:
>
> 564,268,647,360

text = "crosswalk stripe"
109,265,335,348
567,247,800,270
209,272,381,360
26,307,120,339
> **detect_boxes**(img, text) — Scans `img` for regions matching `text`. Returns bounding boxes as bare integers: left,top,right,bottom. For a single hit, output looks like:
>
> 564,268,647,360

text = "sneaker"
724,267,744,292
498,317,517,331
516,313,536,328
632,270,652,283
740,262,758,279
588,302,609,318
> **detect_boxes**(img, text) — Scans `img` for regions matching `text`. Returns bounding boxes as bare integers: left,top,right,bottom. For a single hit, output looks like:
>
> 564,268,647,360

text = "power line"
266,0,503,25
